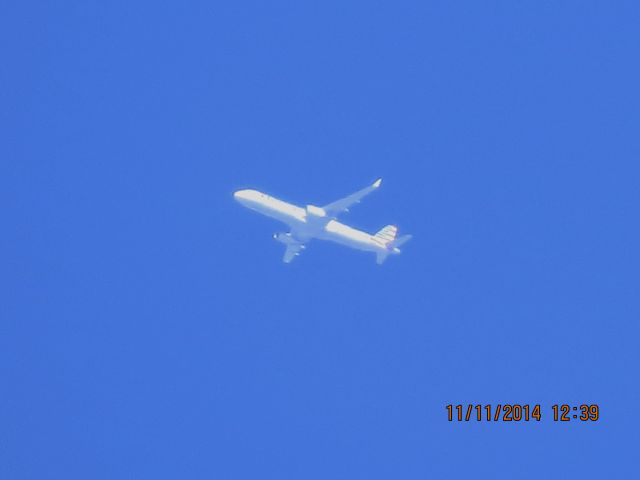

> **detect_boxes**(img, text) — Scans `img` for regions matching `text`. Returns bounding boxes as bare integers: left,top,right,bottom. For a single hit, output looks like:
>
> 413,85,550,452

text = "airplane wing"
274,232,306,263
283,242,305,263
322,178,382,217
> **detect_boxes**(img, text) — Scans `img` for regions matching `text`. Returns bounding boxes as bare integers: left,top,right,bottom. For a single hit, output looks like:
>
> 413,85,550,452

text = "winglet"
373,178,382,188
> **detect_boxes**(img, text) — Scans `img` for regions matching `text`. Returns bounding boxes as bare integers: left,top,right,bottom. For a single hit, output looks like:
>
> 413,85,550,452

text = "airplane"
233,178,412,264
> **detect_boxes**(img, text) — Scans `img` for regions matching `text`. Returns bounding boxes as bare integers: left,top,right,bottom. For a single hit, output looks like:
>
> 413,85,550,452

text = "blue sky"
2,1,639,478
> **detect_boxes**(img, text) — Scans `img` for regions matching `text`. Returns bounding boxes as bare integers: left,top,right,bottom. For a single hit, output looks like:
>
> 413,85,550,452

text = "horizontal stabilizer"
391,234,412,248
375,233,412,265
376,251,390,265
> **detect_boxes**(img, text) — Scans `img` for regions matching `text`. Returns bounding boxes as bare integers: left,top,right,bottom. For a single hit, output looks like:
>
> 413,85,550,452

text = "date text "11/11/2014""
446,404,599,422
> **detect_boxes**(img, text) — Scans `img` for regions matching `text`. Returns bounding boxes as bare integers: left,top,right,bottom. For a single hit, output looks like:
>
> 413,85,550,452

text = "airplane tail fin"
373,225,398,245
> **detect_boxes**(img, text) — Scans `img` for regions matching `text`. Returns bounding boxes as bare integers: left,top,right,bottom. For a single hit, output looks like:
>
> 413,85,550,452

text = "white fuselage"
234,189,390,253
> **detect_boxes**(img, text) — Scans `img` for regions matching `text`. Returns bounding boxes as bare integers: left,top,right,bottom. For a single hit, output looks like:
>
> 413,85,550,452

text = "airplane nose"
234,189,249,201
234,189,257,204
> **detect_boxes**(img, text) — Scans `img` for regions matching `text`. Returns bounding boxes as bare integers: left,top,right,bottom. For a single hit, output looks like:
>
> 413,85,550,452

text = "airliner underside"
234,178,411,264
